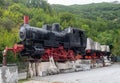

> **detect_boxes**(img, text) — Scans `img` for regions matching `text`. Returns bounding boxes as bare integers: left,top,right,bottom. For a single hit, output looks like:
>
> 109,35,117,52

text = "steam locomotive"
18,16,111,61
19,23,86,60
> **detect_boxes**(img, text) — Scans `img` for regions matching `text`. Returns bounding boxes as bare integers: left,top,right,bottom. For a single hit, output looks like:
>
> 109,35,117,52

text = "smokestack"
24,16,29,24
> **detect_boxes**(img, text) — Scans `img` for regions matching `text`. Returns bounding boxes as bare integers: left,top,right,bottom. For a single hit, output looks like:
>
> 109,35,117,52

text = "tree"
0,17,15,31
0,0,4,7
60,12,75,28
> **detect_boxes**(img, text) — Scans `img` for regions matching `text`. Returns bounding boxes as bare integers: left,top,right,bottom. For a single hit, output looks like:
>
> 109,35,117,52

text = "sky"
48,0,120,5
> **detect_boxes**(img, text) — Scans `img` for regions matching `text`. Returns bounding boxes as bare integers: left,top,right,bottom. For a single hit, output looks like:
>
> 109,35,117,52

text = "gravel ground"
26,63,120,83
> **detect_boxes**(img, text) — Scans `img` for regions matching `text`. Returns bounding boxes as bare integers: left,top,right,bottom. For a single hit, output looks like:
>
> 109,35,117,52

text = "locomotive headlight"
19,26,26,41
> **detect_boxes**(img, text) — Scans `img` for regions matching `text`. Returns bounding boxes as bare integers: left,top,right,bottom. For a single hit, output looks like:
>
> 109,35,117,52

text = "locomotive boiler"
19,16,86,61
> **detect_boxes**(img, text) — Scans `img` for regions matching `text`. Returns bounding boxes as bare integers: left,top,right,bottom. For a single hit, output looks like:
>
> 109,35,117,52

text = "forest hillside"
0,0,120,63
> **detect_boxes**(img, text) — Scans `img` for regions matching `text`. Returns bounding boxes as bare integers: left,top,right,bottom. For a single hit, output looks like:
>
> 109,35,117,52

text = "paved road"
29,63,120,83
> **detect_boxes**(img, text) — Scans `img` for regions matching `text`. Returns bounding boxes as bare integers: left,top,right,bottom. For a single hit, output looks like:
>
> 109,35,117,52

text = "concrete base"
56,61,75,73
80,60,91,70
28,57,59,77
27,58,111,77
37,62,50,76
0,66,18,83
104,56,112,66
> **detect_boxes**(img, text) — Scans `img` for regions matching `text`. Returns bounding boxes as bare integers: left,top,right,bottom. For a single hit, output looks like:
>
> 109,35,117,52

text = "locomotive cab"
64,27,86,54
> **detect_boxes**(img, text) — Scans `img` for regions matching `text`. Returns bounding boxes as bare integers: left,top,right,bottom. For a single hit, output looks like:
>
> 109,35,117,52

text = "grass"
18,79,30,83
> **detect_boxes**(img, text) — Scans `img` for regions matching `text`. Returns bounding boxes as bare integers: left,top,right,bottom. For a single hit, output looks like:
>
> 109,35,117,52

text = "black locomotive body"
19,23,86,59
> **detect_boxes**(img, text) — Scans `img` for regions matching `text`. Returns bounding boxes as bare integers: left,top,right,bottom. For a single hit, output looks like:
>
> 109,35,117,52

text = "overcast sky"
48,0,120,5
